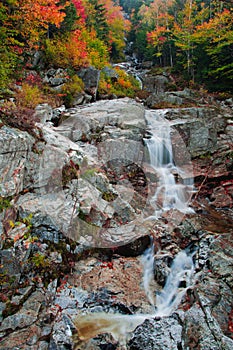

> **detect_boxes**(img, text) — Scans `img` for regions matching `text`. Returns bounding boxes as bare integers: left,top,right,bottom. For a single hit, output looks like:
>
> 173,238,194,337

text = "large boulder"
129,317,183,350
146,88,198,108
77,66,100,101
142,73,169,94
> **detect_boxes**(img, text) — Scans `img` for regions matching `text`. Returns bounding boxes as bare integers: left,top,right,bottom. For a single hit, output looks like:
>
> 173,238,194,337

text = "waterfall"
144,109,194,217
73,109,196,346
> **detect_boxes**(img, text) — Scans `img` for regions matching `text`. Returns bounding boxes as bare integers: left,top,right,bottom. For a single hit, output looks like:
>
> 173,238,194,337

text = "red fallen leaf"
100,262,114,269
24,240,31,249
107,262,114,269
13,233,22,242
229,322,233,333
54,304,62,312
69,159,79,171
182,304,191,311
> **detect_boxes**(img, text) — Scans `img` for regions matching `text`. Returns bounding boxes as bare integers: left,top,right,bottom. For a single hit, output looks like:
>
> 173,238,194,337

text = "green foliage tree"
119,0,153,14
0,2,20,93
84,0,109,42
55,1,78,34
193,7,233,90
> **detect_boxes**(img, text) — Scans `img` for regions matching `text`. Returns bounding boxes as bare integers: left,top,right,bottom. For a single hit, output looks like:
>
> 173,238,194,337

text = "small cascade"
140,242,196,316
144,110,194,217
141,242,155,306
74,246,196,346
155,248,196,316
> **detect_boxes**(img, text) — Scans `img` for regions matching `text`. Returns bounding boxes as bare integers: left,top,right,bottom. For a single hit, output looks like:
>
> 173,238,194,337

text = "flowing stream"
144,109,194,217
74,109,196,347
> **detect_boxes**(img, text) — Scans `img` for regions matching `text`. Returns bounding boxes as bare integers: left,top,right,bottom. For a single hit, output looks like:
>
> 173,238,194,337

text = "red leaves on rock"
101,261,114,269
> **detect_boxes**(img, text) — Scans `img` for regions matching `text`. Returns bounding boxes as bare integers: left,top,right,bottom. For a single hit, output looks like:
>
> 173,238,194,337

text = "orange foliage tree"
44,0,110,69
13,0,68,48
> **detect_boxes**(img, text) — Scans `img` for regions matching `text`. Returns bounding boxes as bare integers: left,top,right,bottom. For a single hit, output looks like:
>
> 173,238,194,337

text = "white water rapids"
74,109,196,347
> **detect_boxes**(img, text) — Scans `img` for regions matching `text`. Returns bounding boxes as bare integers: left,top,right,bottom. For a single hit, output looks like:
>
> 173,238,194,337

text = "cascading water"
140,242,155,306
155,248,196,316
73,109,196,348
74,246,196,347
144,109,194,217
140,242,196,314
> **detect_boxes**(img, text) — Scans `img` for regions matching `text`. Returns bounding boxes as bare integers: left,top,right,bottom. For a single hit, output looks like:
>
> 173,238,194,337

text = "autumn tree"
193,7,233,90
145,0,175,66
44,0,110,69
140,0,232,90
0,0,69,91
172,0,198,80
13,0,68,47
100,0,131,61
127,2,156,61
83,0,109,41
1,0,232,93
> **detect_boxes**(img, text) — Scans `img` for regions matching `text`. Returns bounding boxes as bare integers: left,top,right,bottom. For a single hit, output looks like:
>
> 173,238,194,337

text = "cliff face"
0,97,232,349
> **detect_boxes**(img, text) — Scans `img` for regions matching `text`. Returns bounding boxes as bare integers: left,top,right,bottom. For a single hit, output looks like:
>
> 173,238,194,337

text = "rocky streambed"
0,97,233,349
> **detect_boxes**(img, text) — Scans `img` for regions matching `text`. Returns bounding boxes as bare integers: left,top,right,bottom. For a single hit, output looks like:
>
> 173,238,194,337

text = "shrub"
98,68,140,98
61,75,84,107
44,29,109,70
13,76,59,109
0,196,12,213
0,48,19,97
15,83,45,109
0,100,40,136
30,253,50,269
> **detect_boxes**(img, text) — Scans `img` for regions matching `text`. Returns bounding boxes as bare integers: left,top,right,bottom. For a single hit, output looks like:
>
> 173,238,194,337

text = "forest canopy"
0,0,232,93
121,0,233,91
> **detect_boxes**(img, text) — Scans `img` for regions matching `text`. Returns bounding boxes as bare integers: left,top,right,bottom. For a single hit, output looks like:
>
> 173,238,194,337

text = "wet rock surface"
0,97,233,349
